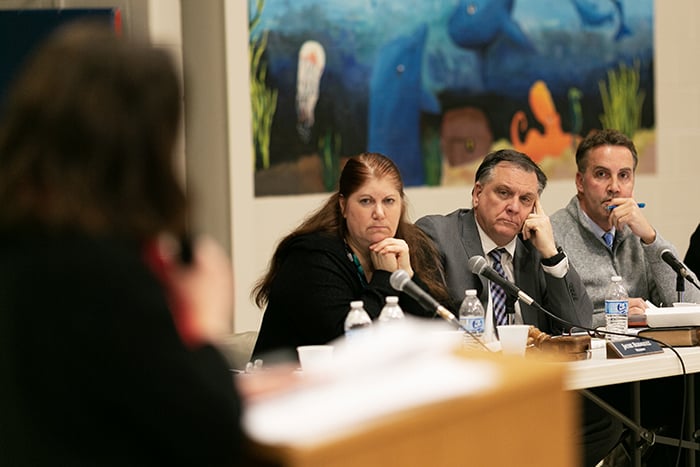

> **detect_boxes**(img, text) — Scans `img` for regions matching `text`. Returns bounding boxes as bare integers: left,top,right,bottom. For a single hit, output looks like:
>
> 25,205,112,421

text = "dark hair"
253,152,449,307
0,21,186,239
575,129,638,173
474,149,547,194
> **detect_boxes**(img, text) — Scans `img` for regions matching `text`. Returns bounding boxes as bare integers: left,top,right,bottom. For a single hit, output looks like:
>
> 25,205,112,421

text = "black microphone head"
660,249,674,262
389,269,411,291
468,255,488,274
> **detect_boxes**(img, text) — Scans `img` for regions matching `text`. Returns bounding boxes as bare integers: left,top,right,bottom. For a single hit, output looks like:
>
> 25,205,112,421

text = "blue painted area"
448,0,534,52
367,24,431,186
250,0,654,185
252,0,651,96
572,0,616,25
571,0,631,40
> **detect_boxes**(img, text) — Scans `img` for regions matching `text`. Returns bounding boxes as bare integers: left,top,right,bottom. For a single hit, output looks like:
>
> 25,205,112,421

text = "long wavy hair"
253,152,449,307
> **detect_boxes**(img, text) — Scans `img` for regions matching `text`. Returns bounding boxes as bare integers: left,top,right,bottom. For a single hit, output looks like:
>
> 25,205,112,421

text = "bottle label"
464,317,484,333
345,323,372,341
605,300,628,315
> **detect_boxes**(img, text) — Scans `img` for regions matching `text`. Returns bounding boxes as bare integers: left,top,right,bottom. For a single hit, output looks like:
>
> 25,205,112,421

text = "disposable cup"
296,345,334,372
589,338,607,360
496,325,530,356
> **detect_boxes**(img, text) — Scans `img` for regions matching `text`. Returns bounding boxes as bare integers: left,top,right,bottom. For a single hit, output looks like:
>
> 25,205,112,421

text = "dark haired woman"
252,152,449,357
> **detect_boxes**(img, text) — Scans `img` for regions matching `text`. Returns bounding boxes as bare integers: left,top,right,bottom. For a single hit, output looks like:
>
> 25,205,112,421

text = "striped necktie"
488,248,509,326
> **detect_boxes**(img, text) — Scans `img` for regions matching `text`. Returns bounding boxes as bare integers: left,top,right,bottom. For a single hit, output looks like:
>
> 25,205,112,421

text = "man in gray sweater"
551,129,700,466
551,129,700,328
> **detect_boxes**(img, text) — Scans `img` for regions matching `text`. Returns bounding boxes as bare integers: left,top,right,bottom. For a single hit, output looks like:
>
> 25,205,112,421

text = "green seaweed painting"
249,0,278,170
599,60,645,139
319,130,341,192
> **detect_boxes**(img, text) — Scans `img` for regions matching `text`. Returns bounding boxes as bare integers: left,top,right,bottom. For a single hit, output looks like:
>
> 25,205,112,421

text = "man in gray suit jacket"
417,150,616,467
416,149,593,337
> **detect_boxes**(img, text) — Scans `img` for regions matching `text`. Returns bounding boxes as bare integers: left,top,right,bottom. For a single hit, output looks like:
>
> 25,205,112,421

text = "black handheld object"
467,255,535,305
179,235,193,266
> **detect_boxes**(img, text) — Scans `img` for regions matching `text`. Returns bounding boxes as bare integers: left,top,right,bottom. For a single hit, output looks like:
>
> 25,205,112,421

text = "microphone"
468,255,593,335
467,255,535,305
660,249,693,280
390,269,490,351
660,249,700,293
390,269,447,315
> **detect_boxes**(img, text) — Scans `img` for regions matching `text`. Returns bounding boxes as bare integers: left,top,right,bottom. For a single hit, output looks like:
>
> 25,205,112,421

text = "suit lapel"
461,210,488,294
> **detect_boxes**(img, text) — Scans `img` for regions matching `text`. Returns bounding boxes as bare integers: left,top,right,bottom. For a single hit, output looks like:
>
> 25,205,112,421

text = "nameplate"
606,338,663,358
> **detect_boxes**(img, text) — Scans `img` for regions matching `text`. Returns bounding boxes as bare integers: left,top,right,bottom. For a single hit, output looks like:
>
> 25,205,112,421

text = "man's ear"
575,171,584,195
472,183,483,208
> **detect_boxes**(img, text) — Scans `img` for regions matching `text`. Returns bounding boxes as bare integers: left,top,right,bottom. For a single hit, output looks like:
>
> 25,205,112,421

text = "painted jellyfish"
296,40,325,143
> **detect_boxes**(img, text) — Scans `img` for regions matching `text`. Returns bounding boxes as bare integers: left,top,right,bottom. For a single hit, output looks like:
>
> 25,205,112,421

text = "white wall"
209,1,700,332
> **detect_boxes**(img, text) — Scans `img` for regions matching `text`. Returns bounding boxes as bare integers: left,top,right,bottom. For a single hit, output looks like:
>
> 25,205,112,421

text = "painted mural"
249,0,654,196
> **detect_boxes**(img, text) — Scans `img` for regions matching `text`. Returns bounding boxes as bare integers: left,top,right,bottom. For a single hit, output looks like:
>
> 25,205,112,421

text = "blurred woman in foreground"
0,22,241,465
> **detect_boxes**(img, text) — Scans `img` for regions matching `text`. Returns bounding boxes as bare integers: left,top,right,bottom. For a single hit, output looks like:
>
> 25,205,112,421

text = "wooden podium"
245,352,579,467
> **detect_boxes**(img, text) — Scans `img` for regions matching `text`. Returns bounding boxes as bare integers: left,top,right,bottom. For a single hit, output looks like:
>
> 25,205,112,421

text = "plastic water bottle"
459,289,485,349
378,296,405,323
344,300,372,340
605,276,629,341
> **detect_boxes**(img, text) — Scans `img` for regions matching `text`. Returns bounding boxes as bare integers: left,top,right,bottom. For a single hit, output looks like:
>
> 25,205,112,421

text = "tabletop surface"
565,346,700,390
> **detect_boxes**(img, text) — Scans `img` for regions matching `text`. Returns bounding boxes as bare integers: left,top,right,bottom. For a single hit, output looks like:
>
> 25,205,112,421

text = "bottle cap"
611,276,622,282
385,296,399,304
350,300,364,308
465,289,477,296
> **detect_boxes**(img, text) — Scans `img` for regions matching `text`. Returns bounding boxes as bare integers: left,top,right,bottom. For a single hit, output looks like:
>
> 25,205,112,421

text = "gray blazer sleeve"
525,244,594,330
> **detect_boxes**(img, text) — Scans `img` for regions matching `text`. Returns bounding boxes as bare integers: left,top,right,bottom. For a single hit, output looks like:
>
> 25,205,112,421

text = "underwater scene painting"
249,0,654,196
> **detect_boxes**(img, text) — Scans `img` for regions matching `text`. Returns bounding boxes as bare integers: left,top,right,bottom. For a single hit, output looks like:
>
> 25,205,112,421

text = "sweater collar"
567,196,631,242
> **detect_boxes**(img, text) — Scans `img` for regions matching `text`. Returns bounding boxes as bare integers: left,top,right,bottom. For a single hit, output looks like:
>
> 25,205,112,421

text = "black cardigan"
253,231,436,358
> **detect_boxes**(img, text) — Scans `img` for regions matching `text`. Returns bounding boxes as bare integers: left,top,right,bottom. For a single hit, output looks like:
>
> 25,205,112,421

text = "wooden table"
245,351,578,467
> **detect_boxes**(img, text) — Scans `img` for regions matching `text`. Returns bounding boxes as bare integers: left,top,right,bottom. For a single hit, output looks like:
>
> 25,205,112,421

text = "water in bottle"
378,296,405,323
344,300,372,340
605,275,629,341
458,289,485,350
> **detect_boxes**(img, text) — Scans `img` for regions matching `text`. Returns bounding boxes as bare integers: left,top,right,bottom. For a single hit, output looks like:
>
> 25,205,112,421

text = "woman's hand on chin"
369,237,413,277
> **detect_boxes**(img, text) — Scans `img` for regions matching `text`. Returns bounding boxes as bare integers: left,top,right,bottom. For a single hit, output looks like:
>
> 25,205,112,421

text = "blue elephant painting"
249,0,654,196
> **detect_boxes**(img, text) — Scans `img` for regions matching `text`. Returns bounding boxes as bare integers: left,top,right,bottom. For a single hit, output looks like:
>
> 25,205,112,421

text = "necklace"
344,241,368,288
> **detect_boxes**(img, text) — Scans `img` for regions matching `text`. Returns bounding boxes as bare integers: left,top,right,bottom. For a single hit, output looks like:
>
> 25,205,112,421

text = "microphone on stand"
389,269,491,351
467,256,535,305
660,249,700,291
467,255,580,333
